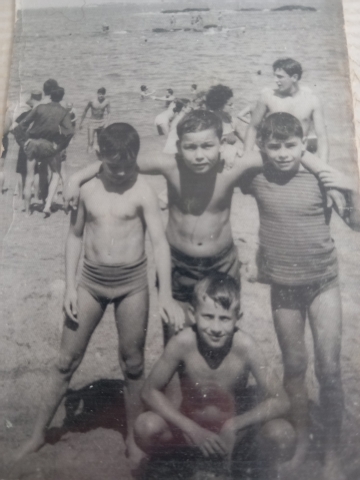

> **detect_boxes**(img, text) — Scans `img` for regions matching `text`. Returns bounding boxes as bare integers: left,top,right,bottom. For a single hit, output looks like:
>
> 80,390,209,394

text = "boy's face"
98,93,106,102
177,128,221,174
101,154,137,184
263,135,305,173
274,68,298,93
194,294,238,350
222,98,233,115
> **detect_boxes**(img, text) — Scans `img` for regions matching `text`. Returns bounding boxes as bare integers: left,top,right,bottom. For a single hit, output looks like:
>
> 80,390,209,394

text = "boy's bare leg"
308,285,345,480
23,158,36,215
271,289,309,477
87,126,95,153
43,156,61,216
12,287,104,462
114,288,149,470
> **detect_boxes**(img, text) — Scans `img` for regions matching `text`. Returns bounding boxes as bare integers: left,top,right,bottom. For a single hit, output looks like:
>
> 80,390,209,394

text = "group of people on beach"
9,58,360,480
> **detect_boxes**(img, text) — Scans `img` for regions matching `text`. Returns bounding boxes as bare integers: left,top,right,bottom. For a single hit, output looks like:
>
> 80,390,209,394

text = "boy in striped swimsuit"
241,112,360,480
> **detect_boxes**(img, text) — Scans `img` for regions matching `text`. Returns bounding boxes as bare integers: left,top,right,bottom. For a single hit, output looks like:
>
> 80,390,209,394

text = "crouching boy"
13,123,183,467
134,273,295,478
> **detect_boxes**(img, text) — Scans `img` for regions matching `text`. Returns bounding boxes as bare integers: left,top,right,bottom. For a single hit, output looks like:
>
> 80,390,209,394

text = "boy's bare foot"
43,210,51,219
125,434,147,474
323,452,346,480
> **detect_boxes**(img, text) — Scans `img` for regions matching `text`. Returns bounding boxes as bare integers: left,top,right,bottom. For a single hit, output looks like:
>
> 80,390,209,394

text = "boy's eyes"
183,143,214,150
267,142,297,150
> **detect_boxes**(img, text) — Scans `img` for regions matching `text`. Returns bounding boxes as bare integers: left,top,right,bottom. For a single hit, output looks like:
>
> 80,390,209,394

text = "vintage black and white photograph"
1,0,360,479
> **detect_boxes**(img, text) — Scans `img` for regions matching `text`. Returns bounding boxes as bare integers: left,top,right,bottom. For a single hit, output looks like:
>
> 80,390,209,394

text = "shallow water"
9,0,356,171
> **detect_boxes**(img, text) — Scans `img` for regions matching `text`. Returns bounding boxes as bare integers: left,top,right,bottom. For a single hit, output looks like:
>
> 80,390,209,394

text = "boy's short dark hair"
177,110,223,140
272,58,303,80
205,84,233,112
43,78,59,96
98,123,140,164
167,88,174,95
191,84,197,90
258,112,304,144
192,272,240,313
140,85,147,91
50,87,65,103
97,87,106,95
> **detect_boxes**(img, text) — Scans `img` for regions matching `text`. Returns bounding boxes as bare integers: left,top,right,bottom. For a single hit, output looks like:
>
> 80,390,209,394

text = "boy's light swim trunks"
79,254,148,306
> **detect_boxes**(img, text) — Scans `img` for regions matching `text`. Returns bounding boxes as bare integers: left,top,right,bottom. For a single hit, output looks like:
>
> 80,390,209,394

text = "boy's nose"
195,148,204,160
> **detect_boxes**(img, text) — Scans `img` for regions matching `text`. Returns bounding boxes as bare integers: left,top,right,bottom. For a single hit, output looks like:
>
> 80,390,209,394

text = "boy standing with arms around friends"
66,110,328,329
241,112,360,480
14,123,183,468
135,273,295,478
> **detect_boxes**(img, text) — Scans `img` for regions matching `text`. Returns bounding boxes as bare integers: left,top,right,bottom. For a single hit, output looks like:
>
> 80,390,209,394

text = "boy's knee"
135,412,165,440
284,351,308,378
55,352,81,375
259,419,296,460
123,356,144,380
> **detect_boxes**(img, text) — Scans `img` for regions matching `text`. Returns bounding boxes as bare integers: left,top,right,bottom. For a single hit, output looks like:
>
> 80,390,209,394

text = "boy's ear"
187,304,196,325
302,136,308,154
292,74,299,82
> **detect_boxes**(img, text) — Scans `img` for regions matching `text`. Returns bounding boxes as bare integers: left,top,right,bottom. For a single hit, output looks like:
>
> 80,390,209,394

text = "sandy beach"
1,1,360,479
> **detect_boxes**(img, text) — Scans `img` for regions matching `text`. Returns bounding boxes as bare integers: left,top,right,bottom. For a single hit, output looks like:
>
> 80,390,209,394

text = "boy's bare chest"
267,94,313,122
85,188,139,222
181,352,247,394
168,172,232,214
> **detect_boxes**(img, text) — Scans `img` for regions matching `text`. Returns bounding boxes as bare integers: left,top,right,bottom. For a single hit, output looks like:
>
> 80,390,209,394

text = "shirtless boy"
244,58,329,162
79,87,110,152
65,110,329,330
241,112,360,480
134,273,295,478
14,123,183,467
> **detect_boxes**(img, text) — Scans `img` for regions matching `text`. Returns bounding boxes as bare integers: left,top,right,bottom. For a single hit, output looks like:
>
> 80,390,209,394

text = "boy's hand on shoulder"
63,180,81,212
318,167,358,192
220,143,237,170
184,423,227,458
63,288,78,322
158,295,185,333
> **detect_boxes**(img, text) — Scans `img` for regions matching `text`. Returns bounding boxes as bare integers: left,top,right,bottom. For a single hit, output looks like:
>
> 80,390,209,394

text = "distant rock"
272,5,317,12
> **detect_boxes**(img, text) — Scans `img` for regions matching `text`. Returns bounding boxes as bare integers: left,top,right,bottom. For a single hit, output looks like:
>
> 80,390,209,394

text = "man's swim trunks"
24,138,58,160
170,243,241,303
79,254,148,307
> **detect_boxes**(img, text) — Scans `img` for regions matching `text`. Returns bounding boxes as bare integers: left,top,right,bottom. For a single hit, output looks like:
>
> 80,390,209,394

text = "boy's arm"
64,194,86,321
221,336,290,438
312,96,329,163
79,101,91,129
142,336,227,457
18,106,37,129
63,160,102,211
317,167,360,231
300,151,348,215
142,184,185,331
244,94,268,152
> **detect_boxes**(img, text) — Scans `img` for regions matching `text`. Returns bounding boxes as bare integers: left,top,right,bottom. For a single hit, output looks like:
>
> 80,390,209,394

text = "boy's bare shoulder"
79,176,100,196
171,327,197,351
232,329,260,360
